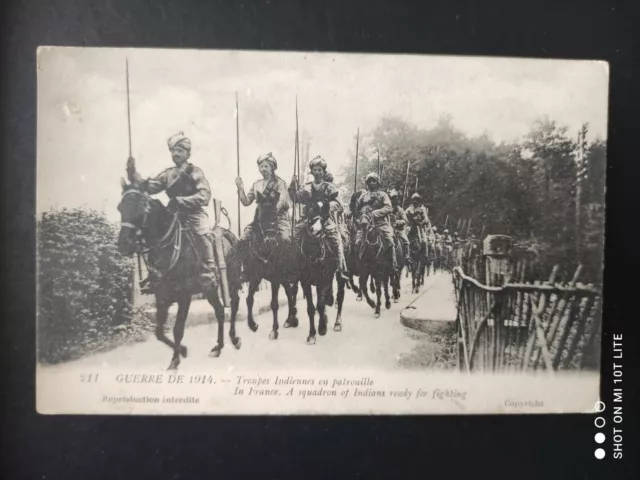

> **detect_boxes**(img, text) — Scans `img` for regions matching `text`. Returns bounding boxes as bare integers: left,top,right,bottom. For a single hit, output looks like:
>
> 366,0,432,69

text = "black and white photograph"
35,47,607,414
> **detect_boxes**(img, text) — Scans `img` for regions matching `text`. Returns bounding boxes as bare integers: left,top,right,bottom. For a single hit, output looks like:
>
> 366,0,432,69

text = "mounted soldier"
235,152,291,252
290,156,349,282
405,193,432,244
354,172,396,269
324,171,350,258
388,189,411,266
126,132,217,293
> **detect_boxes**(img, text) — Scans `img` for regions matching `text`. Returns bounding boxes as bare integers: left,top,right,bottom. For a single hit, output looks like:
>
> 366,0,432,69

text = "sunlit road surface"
42,272,454,373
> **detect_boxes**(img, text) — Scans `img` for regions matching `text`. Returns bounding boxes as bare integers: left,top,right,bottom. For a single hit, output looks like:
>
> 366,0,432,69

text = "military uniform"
391,204,410,261
133,133,218,290
240,176,291,243
405,204,432,243
354,190,395,251
290,179,348,273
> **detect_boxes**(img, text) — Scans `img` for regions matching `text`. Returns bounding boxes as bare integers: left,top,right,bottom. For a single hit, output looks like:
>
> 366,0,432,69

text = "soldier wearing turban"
125,132,218,290
388,189,411,265
405,192,432,244
353,172,397,269
289,155,349,280
235,152,291,250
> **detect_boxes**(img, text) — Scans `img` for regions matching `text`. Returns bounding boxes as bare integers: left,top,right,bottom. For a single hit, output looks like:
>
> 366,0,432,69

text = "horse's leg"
303,282,317,345
228,282,242,350
369,276,375,293
334,276,345,332
282,282,299,328
350,274,361,296
207,286,229,357
374,275,381,318
168,292,192,370
246,278,260,332
317,283,328,336
359,273,375,309
154,297,182,354
269,281,280,340
384,275,391,310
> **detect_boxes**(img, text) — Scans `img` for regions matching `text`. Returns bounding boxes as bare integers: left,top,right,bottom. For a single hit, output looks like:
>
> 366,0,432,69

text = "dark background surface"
2,0,638,478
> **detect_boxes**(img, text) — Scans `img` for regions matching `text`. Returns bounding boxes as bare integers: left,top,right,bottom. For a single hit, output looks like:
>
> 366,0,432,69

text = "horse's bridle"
119,189,152,254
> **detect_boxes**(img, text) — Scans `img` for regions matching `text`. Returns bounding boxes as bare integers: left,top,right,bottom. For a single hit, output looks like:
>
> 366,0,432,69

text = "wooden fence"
451,235,602,374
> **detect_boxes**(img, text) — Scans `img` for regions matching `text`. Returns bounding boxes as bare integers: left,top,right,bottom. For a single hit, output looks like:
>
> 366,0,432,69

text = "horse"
353,207,394,318
232,201,299,340
297,199,347,343
407,224,427,293
116,180,242,370
389,216,405,303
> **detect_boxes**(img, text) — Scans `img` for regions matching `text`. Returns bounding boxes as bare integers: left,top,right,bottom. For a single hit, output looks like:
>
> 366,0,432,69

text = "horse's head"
117,178,151,256
306,200,330,238
256,200,279,246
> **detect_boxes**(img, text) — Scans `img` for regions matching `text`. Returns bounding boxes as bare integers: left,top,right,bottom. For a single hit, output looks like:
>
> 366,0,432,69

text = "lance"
480,223,486,239
377,146,381,177
402,159,410,208
414,176,418,193
125,58,139,305
466,217,473,236
444,214,449,229
235,92,241,237
296,97,301,217
126,58,132,158
353,127,360,193
457,218,462,231
291,131,297,236
460,219,466,234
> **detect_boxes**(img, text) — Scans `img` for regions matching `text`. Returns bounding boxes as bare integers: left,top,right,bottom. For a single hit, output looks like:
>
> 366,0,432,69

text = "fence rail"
452,259,602,374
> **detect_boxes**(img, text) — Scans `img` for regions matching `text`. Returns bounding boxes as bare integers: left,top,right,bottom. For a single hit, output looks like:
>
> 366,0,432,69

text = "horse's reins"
120,189,184,280
301,215,328,264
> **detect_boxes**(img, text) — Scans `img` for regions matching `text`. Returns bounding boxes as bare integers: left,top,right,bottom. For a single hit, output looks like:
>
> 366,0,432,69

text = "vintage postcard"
36,47,607,415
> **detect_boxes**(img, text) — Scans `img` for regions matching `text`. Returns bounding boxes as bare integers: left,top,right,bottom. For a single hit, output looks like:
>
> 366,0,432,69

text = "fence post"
483,235,513,287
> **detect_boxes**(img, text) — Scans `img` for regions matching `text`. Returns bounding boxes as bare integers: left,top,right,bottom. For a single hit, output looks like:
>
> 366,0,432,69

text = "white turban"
167,132,191,151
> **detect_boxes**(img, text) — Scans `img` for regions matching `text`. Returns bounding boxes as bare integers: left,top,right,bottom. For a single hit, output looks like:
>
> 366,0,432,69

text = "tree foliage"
37,207,152,363
338,115,606,282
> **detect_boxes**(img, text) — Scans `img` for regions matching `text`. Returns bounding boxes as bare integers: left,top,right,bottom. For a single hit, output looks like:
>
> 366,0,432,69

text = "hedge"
37,207,155,364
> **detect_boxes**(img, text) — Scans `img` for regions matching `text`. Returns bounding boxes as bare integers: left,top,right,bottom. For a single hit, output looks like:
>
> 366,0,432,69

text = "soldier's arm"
177,167,212,208
275,179,289,213
140,170,169,195
372,194,393,218
396,208,408,227
325,183,340,202
239,181,255,206
292,183,312,204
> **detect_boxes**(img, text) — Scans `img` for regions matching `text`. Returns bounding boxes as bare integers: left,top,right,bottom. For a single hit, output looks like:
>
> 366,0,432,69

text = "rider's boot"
389,245,398,270
336,240,350,282
195,234,219,290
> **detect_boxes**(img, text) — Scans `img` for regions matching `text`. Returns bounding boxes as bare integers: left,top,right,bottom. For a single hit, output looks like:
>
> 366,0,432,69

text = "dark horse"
353,207,393,318
117,180,242,369
232,203,299,340
408,223,426,293
390,230,405,303
297,199,348,343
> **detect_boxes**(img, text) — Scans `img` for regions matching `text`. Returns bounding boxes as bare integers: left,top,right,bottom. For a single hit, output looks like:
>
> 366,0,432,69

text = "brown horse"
117,180,242,369
297,199,347,343
232,201,299,340
353,207,394,317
